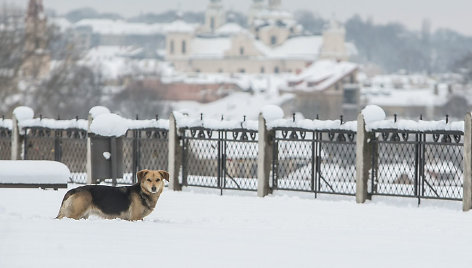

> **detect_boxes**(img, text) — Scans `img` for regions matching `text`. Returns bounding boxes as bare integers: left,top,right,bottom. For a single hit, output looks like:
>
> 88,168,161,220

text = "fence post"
168,112,182,191
463,112,472,211
86,113,94,184
257,113,272,197
11,113,22,160
356,113,372,203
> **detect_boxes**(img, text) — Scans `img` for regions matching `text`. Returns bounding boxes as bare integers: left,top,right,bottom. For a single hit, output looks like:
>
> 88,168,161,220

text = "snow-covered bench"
0,161,69,189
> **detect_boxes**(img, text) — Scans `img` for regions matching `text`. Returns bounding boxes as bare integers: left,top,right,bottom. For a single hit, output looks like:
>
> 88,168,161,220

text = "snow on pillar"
168,112,182,191
463,112,472,211
257,113,272,197
355,113,372,203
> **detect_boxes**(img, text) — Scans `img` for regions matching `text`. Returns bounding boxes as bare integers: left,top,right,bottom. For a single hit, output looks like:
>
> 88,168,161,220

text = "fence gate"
370,129,463,201
272,128,357,196
181,127,258,193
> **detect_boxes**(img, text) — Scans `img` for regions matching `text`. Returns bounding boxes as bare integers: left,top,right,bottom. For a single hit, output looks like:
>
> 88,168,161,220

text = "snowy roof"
363,86,450,107
73,18,197,35
215,23,247,35
283,60,358,91
188,35,322,60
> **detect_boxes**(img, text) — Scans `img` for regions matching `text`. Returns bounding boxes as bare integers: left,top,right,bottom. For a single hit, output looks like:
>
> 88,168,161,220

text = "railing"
370,129,463,201
272,128,357,196
0,127,11,160
23,127,87,183
180,127,258,194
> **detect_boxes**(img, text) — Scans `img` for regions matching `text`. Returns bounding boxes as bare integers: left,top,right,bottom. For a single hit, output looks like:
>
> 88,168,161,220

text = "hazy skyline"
10,0,472,36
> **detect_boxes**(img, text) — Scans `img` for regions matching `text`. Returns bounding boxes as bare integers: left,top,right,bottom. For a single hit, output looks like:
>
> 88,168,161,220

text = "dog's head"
137,169,169,194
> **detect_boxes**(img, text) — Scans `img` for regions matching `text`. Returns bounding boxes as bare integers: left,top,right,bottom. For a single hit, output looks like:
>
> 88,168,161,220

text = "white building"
165,0,355,74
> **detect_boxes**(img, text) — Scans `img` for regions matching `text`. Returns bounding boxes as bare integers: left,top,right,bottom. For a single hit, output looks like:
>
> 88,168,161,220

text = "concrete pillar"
463,112,472,211
168,113,182,191
257,113,273,197
356,113,373,203
11,114,22,160
86,114,94,184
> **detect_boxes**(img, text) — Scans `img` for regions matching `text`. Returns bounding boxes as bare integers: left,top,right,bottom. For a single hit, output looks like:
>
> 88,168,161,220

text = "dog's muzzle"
151,186,157,193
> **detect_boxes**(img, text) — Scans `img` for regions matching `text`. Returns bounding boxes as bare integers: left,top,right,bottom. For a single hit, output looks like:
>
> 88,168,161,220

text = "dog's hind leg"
56,192,92,220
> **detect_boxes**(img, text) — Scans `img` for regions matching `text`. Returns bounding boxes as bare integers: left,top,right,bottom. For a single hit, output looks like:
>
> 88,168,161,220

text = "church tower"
204,0,225,33
319,18,349,61
21,0,50,79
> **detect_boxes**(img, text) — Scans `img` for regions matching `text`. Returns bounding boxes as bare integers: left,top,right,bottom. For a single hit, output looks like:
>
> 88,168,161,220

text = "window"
343,88,358,104
210,17,215,31
260,67,265,73
170,40,174,54
271,35,277,45
181,40,186,54
239,68,245,73
240,47,244,56
218,68,223,73
274,66,279,73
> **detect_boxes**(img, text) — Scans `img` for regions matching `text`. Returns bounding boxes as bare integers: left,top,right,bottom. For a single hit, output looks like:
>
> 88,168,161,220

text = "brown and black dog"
56,169,169,220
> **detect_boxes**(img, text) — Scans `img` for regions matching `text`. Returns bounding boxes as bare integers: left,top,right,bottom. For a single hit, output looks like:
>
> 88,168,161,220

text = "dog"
56,169,169,221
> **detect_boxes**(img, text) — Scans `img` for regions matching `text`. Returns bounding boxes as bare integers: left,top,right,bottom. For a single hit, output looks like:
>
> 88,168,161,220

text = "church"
165,0,356,74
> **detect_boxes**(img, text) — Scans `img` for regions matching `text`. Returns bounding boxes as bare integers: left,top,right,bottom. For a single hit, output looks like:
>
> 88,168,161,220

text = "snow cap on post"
90,113,128,137
89,106,111,119
13,106,34,121
361,105,386,124
260,105,284,121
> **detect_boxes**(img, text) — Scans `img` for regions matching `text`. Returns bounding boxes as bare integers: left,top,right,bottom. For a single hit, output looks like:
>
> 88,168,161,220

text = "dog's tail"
55,188,77,219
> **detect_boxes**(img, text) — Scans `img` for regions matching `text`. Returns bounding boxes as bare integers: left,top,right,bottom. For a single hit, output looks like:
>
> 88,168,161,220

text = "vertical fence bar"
110,137,117,186
463,113,472,211
132,129,138,184
311,130,315,194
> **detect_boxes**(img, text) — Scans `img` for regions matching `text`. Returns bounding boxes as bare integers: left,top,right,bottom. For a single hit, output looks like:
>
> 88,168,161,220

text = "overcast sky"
11,0,472,36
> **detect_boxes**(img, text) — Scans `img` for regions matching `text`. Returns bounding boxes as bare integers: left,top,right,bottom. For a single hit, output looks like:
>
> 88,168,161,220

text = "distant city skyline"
8,0,472,36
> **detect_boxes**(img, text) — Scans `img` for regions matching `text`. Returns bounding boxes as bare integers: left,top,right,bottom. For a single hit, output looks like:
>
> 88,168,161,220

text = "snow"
0,161,69,184
13,106,34,121
103,152,111,160
90,113,128,137
90,113,169,136
19,118,88,131
1,187,471,268
73,19,197,35
362,105,386,123
215,23,246,35
89,106,111,119
0,118,12,130
260,105,284,121
284,60,358,91
367,119,464,132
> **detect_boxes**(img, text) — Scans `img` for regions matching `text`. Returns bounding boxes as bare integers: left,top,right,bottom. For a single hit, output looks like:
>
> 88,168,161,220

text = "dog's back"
56,185,138,220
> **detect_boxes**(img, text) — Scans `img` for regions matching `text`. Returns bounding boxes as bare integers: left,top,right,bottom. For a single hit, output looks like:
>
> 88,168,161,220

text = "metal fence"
0,127,11,160
370,129,464,201
181,127,258,193
272,128,357,196
24,127,88,183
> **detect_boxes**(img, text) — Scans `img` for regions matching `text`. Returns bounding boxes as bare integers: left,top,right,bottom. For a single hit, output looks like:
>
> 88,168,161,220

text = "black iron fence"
181,127,258,193
23,127,88,183
0,127,11,160
272,128,357,196
3,114,468,204
370,129,463,201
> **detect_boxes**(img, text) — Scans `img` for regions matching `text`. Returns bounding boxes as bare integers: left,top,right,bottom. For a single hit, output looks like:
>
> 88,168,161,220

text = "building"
165,0,355,74
280,60,360,120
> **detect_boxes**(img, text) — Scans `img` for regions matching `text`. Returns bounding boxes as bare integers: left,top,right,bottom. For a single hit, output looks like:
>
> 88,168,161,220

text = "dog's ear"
137,169,149,183
159,170,170,182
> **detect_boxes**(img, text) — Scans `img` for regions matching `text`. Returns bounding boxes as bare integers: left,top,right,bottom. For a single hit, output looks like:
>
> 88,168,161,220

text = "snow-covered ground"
1,186,472,268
